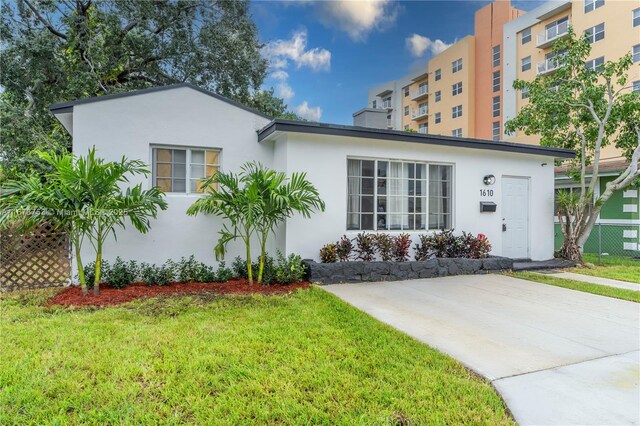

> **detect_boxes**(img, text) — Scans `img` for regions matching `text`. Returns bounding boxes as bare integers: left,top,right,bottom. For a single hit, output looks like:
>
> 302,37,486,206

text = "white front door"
502,176,530,259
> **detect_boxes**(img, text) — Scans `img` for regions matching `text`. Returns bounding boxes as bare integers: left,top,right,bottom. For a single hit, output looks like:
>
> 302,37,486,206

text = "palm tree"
187,162,325,285
0,148,167,295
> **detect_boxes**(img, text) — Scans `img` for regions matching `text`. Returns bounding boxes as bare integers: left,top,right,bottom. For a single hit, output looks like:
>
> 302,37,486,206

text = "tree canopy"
0,0,298,177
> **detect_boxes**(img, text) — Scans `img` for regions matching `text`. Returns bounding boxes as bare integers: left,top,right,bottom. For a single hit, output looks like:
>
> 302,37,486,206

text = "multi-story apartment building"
352,74,417,131
354,0,640,255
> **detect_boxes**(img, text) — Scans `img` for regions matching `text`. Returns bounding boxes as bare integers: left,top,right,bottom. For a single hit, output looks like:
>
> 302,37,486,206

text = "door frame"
501,175,531,260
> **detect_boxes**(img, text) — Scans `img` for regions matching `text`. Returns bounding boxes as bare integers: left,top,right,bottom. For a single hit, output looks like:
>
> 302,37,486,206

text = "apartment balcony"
412,86,429,101
417,126,428,134
536,58,562,75
536,20,570,49
379,99,393,110
411,107,429,120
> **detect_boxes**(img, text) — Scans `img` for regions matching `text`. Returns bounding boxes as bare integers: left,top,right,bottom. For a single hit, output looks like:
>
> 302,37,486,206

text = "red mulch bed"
46,279,311,307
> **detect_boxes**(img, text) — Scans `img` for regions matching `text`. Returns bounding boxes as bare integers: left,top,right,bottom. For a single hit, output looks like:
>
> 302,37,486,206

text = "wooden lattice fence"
0,224,71,292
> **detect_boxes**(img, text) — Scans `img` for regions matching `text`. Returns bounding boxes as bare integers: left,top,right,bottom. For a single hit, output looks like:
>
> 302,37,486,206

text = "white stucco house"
50,83,574,267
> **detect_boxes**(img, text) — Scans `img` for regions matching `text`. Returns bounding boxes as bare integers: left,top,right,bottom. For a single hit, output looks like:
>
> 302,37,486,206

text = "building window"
452,128,462,138
452,58,463,73
452,105,462,118
492,96,500,118
492,46,500,67
492,71,500,92
435,112,441,124
633,80,640,93
634,45,640,63
585,56,605,71
372,100,377,108
404,124,410,130
152,147,220,194
492,122,500,141
584,0,604,13
521,28,531,44
634,8,640,27
346,159,452,231
404,86,410,97
521,86,530,99
452,82,463,96
435,90,441,102
418,123,428,134
404,105,409,116
584,23,605,44
435,69,441,81
521,56,531,72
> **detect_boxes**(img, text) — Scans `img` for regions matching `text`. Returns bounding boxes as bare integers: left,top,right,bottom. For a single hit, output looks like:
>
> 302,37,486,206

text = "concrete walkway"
323,275,640,425
539,271,639,291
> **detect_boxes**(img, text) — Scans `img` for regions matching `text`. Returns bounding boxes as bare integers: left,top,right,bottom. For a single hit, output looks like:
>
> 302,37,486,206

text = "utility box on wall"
480,202,497,212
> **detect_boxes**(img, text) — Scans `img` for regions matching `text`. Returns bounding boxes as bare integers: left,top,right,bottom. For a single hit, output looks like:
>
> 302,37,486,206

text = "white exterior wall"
70,87,277,271
279,133,556,261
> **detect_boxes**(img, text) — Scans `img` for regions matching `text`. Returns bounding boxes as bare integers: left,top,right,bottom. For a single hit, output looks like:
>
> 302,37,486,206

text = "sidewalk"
536,271,639,291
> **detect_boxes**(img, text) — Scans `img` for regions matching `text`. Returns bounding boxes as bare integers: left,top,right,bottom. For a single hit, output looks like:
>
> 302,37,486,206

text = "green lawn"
0,287,513,425
510,272,640,303
572,254,640,283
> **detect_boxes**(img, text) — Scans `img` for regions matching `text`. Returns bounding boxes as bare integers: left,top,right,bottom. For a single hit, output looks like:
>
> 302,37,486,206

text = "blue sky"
251,0,542,124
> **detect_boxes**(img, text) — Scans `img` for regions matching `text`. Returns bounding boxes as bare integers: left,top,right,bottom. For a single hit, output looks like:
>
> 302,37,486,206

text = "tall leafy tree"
505,30,639,262
0,0,271,177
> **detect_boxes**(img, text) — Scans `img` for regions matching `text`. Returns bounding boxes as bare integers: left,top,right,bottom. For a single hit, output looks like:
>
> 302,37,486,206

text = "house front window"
152,147,220,194
347,159,452,231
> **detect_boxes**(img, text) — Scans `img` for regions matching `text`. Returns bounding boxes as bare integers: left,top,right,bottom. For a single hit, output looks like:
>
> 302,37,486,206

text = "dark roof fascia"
258,119,576,159
48,83,273,120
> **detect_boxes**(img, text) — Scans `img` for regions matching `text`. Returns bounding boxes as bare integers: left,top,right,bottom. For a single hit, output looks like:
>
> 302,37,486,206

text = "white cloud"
270,70,289,81
295,101,322,122
316,0,398,42
405,33,451,58
277,82,295,100
263,30,331,72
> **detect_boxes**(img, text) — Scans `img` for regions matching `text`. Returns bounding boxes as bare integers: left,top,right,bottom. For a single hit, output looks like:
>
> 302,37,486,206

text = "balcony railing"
536,20,570,48
412,85,429,100
387,118,393,128
418,126,428,134
381,100,392,110
536,58,562,75
412,107,428,120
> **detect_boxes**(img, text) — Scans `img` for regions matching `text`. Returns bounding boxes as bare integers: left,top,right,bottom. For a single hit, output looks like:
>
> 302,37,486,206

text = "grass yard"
0,287,513,425
572,254,640,284
510,271,640,303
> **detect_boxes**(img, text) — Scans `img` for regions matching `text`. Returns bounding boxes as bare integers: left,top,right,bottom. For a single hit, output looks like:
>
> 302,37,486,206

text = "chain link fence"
554,222,640,264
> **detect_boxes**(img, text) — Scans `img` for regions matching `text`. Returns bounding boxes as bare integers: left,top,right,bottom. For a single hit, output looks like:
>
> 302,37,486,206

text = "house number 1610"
480,189,494,197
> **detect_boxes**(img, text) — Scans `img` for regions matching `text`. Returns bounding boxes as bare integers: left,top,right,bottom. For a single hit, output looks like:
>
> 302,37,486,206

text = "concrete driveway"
323,275,640,425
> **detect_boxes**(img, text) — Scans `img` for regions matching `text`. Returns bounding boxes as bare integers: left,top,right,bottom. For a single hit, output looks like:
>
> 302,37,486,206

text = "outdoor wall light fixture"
483,174,496,185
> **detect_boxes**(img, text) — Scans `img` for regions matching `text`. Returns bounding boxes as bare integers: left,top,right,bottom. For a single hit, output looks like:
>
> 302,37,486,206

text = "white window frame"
151,145,221,195
435,69,442,81
434,112,441,124
633,80,640,94
418,123,428,134
585,56,604,71
492,122,500,141
633,45,640,63
492,96,500,118
346,157,454,232
521,56,531,72
492,70,501,92
452,81,463,96
521,86,530,99
404,105,409,116
404,86,410,97
634,8,640,27
452,105,462,119
435,90,441,102
492,45,500,67
452,128,462,138
584,0,604,14
452,58,463,73
521,28,531,44
584,23,605,44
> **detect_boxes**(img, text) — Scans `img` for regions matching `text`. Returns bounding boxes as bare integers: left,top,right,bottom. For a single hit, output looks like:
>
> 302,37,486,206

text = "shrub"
215,261,233,282
274,252,306,284
195,264,217,283
254,254,276,285
319,243,338,263
175,255,203,283
414,230,492,260
374,233,394,261
105,257,138,288
78,261,107,290
336,235,353,262
355,232,376,261
140,262,174,286
232,256,249,279
393,233,411,262
468,233,492,258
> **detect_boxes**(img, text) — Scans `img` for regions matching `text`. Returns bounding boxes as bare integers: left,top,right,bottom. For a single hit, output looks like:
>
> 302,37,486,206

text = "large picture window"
347,159,452,231
152,147,220,193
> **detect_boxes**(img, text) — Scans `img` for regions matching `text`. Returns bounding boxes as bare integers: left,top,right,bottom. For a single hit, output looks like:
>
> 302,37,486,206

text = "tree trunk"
558,234,583,263
93,244,102,296
245,233,253,285
257,231,268,284
74,238,87,296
